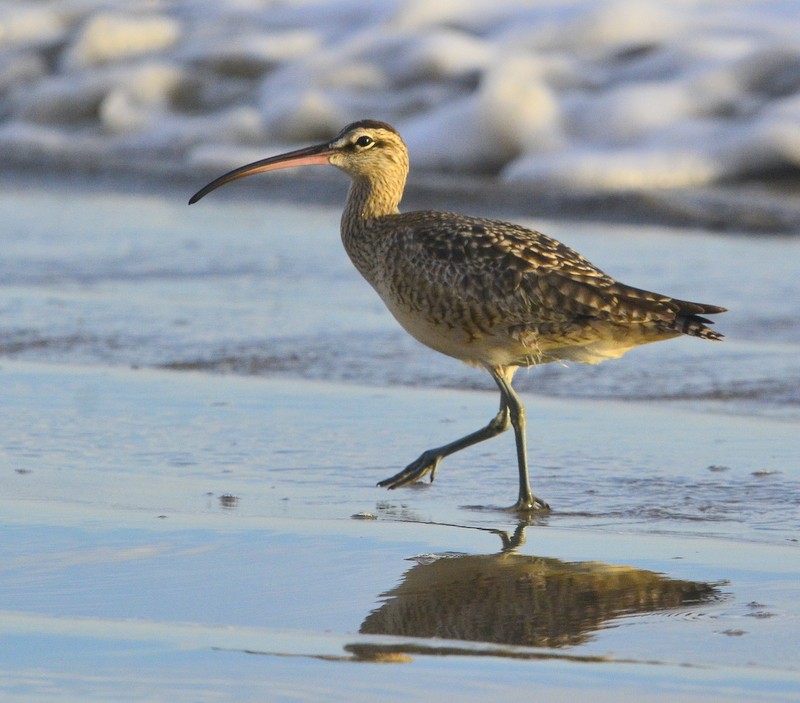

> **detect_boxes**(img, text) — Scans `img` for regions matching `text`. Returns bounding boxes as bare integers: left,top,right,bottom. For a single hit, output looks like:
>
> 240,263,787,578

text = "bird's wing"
384,212,689,326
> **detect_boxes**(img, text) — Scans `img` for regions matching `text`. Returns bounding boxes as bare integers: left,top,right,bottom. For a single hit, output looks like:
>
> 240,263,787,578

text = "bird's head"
189,120,408,205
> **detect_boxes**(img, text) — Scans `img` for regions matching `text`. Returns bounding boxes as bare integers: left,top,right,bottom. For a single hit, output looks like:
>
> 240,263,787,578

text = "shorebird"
189,119,725,511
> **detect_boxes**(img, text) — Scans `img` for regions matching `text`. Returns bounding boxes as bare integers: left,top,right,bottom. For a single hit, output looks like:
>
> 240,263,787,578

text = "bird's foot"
377,450,443,489
508,494,551,513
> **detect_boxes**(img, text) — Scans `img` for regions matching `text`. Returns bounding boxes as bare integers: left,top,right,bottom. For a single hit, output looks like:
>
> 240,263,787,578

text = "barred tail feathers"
673,302,726,341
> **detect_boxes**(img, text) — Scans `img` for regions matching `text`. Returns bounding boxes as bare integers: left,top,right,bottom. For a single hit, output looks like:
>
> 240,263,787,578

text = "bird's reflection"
359,523,719,649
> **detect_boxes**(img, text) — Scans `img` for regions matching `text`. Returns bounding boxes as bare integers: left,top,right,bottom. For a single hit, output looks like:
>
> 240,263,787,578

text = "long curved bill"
188,142,334,204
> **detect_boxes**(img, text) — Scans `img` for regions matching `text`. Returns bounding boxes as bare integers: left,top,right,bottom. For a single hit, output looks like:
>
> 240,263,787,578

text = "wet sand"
1,360,799,702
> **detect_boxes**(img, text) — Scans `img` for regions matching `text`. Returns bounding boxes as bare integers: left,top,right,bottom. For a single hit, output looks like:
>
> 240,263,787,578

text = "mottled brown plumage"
190,119,726,511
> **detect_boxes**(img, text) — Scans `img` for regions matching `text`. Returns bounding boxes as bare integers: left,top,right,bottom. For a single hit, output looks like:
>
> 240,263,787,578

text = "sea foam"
0,0,798,204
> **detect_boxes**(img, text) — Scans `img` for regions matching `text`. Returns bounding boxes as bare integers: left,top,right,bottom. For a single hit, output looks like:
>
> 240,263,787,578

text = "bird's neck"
339,174,404,281
342,170,405,224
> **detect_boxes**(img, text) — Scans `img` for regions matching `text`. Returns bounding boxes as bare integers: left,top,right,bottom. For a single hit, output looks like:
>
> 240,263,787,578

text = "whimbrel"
189,120,725,511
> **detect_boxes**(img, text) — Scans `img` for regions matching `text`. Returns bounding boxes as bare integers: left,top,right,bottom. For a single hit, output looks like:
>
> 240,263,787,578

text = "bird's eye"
355,135,374,148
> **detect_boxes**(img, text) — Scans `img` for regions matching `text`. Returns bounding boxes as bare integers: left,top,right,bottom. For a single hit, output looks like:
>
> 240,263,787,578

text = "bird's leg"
377,398,511,489
491,367,550,512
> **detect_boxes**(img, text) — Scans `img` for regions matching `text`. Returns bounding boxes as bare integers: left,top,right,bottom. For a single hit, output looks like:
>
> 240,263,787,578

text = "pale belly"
381,295,668,369
386,300,519,367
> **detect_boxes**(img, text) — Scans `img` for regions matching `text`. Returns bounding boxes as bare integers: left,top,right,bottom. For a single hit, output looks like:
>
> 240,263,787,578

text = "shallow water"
2,183,799,417
1,184,799,701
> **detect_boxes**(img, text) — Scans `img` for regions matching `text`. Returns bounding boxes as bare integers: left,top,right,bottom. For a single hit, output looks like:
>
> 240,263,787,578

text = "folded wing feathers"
390,213,725,339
